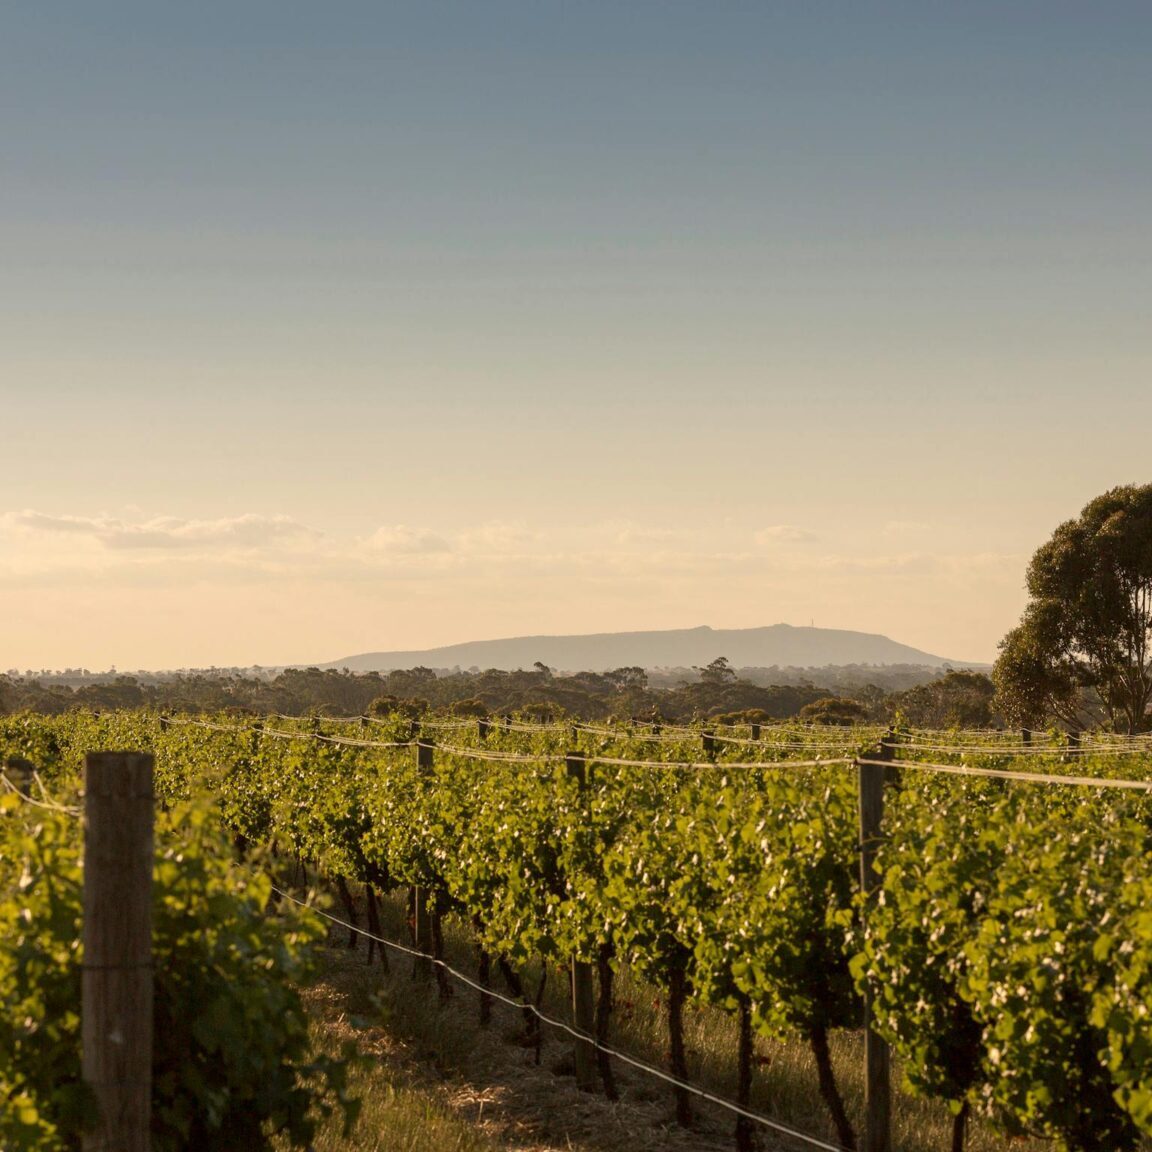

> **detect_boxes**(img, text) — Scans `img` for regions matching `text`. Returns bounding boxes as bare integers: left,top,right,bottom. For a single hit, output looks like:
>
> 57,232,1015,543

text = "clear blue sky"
3,2,1150,668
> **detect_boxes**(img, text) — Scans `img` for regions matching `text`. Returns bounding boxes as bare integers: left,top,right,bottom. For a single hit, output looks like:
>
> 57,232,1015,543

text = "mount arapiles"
321,624,969,673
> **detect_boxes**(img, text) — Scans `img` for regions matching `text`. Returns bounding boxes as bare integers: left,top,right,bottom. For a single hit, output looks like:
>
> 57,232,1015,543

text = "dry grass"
291,943,737,1152
284,889,1062,1152
285,962,504,1152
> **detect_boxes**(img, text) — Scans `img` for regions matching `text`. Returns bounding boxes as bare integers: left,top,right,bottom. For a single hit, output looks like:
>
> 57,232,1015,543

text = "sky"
3,1,1151,670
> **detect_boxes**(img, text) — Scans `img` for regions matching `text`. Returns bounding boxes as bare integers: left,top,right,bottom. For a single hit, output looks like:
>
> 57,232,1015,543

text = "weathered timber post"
566,751,597,1093
750,722,761,741
412,740,434,981
477,717,490,740
701,729,716,759
83,752,155,1152
859,731,894,1152
1021,727,1032,747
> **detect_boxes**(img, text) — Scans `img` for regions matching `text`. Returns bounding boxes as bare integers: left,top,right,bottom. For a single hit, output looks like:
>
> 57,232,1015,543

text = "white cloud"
365,525,452,555
754,524,818,545
3,510,319,551
589,520,683,547
7,511,100,535
455,520,535,554
108,514,320,551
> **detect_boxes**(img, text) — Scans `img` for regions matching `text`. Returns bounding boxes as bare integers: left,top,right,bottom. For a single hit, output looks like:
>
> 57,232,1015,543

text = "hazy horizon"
5,3,1150,670
6,621,977,677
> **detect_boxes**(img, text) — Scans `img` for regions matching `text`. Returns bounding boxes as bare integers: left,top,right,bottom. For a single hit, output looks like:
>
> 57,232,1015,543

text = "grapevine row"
6,709,1152,1151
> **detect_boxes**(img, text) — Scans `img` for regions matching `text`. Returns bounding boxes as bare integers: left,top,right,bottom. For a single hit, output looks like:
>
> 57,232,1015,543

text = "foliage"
852,779,999,1116
961,801,1141,1150
0,789,357,1151
10,711,1152,1150
995,485,1152,734
797,696,870,725
2,659,920,724
696,656,738,685
0,793,89,1151
887,670,997,729
994,608,1086,730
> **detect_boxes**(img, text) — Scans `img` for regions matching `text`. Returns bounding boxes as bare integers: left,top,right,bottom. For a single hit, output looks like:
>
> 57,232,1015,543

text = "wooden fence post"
566,752,597,1092
83,752,154,1152
859,731,893,1152
701,729,716,759
412,740,434,981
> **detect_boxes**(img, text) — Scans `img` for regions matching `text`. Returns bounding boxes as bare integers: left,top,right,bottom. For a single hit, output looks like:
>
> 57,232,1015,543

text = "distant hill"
320,624,968,674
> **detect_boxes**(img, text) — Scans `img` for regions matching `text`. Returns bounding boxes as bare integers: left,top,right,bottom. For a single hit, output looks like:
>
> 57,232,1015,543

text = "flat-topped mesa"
319,624,973,674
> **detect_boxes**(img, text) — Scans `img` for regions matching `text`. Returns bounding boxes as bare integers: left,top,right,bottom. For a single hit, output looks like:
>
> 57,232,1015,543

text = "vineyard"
5,711,1152,1152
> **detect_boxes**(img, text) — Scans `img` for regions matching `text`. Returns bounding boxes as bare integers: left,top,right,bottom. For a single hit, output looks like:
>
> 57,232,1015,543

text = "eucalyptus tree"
995,484,1152,734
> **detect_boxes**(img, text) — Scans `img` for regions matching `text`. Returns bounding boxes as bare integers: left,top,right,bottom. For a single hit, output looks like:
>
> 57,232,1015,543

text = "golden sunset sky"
4,2,1150,669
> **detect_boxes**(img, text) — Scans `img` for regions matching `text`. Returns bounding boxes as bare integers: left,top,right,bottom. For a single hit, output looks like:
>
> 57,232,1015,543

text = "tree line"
0,659,1000,728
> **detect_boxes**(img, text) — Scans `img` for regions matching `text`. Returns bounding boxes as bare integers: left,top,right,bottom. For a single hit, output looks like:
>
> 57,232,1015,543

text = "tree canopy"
994,484,1152,734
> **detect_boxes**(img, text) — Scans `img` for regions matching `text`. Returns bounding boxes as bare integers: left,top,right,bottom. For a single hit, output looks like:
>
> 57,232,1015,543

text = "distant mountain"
320,624,969,674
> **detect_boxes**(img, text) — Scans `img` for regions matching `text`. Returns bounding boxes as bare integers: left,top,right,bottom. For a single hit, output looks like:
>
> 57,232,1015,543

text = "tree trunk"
334,874,359,950
364,883,389,973
533,964,548,1065
499,957,536,1035
809,1023,856,1150
736,996,756,1152
478,946,493,1026
364,885,376,964
596,941,618,1101
432,907,452,1003
951,1099,969,1152
668,964,692,1127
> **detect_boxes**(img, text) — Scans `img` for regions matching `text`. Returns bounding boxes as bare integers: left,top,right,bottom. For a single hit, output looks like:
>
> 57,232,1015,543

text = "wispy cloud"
1,508,1025,666
589,520,683,547
4,510,319,551
455,520,535,554
754,524,818,545
1,510,1023,583
365,525,452,555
